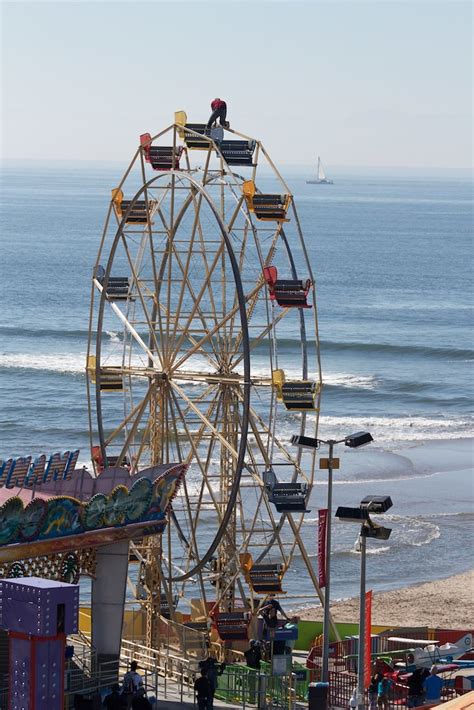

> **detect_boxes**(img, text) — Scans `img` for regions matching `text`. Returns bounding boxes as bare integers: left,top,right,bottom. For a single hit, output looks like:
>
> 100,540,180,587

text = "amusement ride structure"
85,112,324,651
0,113,326,680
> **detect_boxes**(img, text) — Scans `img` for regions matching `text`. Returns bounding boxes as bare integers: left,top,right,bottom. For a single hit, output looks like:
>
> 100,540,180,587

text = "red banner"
364,590,372,688
318,509,328,588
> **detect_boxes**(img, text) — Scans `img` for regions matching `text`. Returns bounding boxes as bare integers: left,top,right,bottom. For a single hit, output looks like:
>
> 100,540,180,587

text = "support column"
92,540,129,667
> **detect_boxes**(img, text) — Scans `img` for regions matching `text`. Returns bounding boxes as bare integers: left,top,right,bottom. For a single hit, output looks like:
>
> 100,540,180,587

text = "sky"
1,0,472,169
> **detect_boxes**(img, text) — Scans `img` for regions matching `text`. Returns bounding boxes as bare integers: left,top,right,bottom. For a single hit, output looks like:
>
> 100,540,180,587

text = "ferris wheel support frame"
86,121,339,643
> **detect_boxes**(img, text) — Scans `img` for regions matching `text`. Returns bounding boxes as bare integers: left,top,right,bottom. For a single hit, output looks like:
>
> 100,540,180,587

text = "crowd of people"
367,662,445,709
102,661,152,709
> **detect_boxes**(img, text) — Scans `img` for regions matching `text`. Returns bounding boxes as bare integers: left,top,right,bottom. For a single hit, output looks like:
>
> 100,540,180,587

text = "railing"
157,615,209,660
328,670,413,710
63,657,158,708
68,631,95,677
120,640,310,708
121,637,196,703
215,664,310,709
64,658,119,698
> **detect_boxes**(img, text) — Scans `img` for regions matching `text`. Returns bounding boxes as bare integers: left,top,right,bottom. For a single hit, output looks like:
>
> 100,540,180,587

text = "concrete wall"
91,540,129,664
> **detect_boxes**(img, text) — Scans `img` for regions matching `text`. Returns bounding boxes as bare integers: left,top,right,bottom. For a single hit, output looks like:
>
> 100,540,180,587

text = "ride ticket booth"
0,577,79,710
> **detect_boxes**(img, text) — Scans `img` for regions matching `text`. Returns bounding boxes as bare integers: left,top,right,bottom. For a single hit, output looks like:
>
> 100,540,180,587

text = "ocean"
0,160,472,609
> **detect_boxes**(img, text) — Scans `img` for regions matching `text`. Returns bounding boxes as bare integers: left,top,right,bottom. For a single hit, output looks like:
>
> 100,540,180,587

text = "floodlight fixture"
344,431,374,448
361,523,392,540
360,495,393,514
335,506,370,523
290,434,320,449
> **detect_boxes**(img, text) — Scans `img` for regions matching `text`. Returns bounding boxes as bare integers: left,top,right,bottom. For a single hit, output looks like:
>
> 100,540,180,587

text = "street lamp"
336,495,393,710
291,431,373,683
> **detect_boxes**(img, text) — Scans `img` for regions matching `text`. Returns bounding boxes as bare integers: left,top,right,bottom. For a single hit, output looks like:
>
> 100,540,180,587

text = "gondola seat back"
112,188,156,224
98,368,123,392
215,611,250,641
218,140,256,166
243,180,290,221
140,133,184,170
183,123,210,149
95,265,131,300
263,266,312,308
263,469,309,513
249,563,285,594
281,381,318,410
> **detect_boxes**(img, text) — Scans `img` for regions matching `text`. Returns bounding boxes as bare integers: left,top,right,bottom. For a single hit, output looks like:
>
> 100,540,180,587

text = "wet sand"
300,570,474,629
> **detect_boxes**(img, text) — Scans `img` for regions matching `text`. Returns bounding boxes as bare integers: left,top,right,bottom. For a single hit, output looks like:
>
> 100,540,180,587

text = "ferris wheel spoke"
169,381,239,462
95,279,164,373
231,307,289,371
151,187,225,365
173,380,218,425
244,391,309,481
166,236,222,367
230,279,267,362
229,228,284,361
169,190,223,358
104,386,155,471
174,387,234,532
122,258,166,369
150,200,182,364
171,280,261,373
168,388,227,540
194,203,229,357
165,396,213,596
167,241,227,368
228,223,252,345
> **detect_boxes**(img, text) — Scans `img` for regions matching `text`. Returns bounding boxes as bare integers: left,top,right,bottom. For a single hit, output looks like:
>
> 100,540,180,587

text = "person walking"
368,671,384,710
199,656,226,709
244,640,262,704
377,676,392,710
206,98,229,129
194,668,212,710
423,666,444,706
122,661,143,709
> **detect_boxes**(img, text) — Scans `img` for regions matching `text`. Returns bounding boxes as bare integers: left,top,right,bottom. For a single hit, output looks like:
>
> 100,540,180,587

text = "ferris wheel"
86,112,324,643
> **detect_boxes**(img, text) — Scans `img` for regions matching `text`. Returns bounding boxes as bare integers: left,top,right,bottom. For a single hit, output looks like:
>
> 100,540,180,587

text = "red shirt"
211,99,226,110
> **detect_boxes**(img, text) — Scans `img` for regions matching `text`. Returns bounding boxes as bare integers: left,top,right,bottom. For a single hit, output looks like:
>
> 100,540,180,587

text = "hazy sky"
1,0,472,168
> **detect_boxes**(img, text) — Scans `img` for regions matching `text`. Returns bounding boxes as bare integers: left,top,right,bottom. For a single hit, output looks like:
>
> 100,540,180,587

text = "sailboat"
307,156,333,184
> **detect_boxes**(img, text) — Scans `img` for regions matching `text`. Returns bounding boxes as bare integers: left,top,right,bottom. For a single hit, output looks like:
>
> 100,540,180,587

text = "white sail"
307,155,333,184
317,157,326,181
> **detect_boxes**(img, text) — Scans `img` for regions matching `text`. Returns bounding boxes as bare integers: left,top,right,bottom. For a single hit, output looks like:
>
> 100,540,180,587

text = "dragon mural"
0,454,186,564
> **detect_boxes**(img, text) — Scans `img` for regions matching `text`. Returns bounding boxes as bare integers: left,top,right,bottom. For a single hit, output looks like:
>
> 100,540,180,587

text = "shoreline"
300,570,474,629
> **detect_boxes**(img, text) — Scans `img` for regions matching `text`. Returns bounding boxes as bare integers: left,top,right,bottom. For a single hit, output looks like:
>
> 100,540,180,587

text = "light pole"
291,431,373,683
336,495,393,710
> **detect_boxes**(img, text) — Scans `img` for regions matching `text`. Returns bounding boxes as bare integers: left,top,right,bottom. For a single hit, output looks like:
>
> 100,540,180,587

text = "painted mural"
0,468,184,549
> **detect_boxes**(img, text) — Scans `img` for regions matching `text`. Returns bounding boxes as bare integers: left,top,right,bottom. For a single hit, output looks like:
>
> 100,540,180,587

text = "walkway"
152,676,308,709
150,675,245,709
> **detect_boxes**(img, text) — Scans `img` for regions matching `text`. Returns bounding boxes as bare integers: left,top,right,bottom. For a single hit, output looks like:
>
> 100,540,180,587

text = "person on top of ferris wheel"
206,98,230,129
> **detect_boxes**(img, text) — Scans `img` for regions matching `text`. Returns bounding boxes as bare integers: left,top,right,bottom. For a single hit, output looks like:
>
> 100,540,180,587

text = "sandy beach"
300,570,474,629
